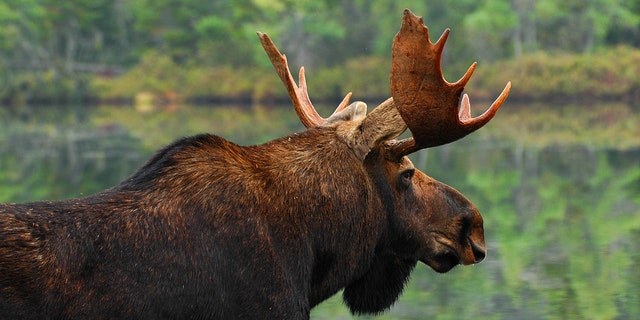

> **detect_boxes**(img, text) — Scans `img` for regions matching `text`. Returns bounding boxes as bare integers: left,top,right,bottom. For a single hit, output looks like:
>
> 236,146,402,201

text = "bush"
312,56,391,102
90,46,640,104
467,46,640,101
91,51,185,101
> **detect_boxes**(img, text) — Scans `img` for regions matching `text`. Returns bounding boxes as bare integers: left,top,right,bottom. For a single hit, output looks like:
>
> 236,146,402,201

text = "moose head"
255,9,510,314
0,9,510,319
259,9,509,272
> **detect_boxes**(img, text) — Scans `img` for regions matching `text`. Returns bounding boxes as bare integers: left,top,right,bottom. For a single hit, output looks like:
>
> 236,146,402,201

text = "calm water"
0,101,638,319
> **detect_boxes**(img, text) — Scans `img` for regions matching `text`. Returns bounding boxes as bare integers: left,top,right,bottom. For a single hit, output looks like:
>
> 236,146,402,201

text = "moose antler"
388,9,511,157
257,32,353,128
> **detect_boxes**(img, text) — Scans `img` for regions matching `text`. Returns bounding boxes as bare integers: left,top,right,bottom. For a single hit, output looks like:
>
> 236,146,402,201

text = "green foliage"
2,0,640,104
310,56,391,101
467,45,640,101
69,19,640,104
463,0,518,61
92,55,273,102
92,51,186,99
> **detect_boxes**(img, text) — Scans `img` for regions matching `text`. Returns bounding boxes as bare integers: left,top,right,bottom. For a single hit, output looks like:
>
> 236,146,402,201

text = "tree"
535,0,639,53
463,0,518,61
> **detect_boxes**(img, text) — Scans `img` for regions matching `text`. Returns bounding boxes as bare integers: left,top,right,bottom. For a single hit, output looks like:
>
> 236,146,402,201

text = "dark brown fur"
0,107,486,318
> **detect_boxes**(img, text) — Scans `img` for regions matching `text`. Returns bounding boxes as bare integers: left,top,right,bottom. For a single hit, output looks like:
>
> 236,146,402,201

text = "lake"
0,100,639,319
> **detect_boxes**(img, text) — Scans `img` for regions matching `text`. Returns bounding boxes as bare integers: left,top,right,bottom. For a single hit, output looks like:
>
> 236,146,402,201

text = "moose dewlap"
0,9,509,319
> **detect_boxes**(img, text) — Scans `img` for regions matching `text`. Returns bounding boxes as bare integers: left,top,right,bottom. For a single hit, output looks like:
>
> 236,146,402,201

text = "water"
1,102,638,319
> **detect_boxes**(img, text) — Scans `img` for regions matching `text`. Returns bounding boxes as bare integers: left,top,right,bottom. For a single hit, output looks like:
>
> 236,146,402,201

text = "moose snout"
470,240,486,264
459,239,486,266
466,209,486,264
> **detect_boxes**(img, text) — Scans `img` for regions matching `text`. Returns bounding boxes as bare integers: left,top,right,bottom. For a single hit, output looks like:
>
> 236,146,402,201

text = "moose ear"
336,98,407,161
323,101,368,126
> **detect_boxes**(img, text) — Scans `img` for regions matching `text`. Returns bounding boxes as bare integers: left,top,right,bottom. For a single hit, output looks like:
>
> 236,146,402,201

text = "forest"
1,0,640,105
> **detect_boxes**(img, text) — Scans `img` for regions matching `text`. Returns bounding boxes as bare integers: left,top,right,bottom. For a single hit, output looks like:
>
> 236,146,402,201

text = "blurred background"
1,0,639,319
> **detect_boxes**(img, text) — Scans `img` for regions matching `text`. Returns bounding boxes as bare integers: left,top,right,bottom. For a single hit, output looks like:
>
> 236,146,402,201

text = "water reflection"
0,103,638,319
405,141,640,320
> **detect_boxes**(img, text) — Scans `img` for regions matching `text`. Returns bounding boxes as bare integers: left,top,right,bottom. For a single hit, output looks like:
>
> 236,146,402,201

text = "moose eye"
399,169,415,189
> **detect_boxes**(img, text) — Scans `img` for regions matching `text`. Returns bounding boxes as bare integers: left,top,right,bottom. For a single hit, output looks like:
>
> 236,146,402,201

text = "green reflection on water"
0,102,638,319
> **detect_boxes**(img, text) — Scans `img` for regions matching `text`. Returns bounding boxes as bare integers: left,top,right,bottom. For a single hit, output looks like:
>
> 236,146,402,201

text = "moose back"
0,10,510,319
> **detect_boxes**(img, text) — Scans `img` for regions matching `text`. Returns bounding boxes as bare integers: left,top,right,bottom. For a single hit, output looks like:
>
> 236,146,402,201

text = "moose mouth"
423,251,460,273
421,239,486,273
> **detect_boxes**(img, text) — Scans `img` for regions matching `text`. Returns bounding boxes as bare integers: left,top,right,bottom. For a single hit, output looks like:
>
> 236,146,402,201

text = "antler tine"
460,81,511,129
257,32,352,128
454,62,477,91
336,92,353,112
388,9,511,158
295,67,324,127
258,32,321,128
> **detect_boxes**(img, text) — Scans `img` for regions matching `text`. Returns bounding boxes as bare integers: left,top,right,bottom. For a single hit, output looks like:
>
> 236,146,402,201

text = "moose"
0,10,510,319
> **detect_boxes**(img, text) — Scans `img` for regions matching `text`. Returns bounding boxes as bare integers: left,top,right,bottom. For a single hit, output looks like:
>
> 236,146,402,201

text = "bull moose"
0,10,510,319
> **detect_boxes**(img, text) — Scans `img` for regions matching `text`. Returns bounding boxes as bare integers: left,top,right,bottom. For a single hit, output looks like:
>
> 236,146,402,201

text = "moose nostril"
471,242,486,263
